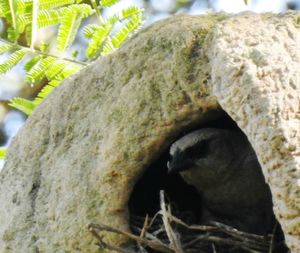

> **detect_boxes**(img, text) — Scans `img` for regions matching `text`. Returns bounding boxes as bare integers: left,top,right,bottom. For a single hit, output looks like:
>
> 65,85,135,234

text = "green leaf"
85,23,112,59
0,147,6,159
0,44,14,54
37,8,62,27
9,97,36,115
25,56,56,85
111,13,142,48
24,55,43,72
44,60,68,79
57,4,94,52
100,0,119,8
55,63,81,79
39,42,49,52
71,50,78,57
0,1,10,19
33,62,81,105
0,49,26,74
34,83,56,105
121,5,142,20
83,24,99,39
243,0,248,5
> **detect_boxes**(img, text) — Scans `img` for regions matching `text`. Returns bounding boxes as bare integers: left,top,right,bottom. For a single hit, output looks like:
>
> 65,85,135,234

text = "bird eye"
185,140,209,159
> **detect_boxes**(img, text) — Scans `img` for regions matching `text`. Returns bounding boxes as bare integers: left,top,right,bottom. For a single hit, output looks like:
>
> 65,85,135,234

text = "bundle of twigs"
88,191,286,253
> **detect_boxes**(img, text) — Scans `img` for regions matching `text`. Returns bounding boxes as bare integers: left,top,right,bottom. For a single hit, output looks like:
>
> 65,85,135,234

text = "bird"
167,128,275,235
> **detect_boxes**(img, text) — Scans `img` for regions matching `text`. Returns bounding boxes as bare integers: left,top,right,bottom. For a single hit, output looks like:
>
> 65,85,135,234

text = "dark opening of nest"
129,113,240,221
129,148,201,218
127,112,289,253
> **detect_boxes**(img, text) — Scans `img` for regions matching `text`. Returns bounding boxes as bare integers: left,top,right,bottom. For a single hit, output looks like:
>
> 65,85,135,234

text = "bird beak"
167,161,173,174
167,159,191,174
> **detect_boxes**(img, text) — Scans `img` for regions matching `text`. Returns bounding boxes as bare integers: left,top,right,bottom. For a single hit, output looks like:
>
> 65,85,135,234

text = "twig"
212,243,217,253
165,211,217,232
89,226,132,253
210,222,268,241
88,223,175,253
137,215,150,253
160,191,184,253
140,214,149,238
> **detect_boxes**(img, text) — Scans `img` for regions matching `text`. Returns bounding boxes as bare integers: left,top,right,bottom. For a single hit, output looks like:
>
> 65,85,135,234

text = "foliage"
0,0,143,113
0,147,6,159
0,0,143,157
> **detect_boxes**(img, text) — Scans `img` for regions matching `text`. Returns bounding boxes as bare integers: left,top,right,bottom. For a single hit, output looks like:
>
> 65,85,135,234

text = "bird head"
167,128,243,188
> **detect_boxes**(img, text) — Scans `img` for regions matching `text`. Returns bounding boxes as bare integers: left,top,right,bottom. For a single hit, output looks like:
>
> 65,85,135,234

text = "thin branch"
9,0,17,32
31,0,39,50
0,38,87,66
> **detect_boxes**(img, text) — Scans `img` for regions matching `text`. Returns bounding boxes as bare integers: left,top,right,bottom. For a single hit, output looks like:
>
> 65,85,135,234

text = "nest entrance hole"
129,112,240,222
127,111,288,253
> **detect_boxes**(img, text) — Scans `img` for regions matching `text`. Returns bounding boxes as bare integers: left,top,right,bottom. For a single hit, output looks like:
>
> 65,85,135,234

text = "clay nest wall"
0,12,299,253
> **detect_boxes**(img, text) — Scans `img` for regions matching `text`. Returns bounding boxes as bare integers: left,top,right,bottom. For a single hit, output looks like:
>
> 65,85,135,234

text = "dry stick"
165,211,217,232
134,226,168,242
164,207,269,250
210,222,269,251
212,243,217,253
140,215,149,238
89,226,132,253
138,215,150,253
160,191,184,253
210,222,268,241
195,235,263,253
162,207,269,252
88,223,175,253
182,233,213,248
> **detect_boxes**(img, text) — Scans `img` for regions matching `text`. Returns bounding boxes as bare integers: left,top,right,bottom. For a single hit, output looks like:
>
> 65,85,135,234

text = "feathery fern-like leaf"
25,56,56,85
100,0,119,8
121,5,142,20
111,13,142,49
9,97,36,115
54,63,81,80
32,62,81,106
57,4,94,52
0,49,27,74
0,0,144,159
24,55,43,72
85,23,113,59
83,24,99,39
0,44,14,54
44,60,68,79
0,0,11,20
33,82,56,106
37,8,62,27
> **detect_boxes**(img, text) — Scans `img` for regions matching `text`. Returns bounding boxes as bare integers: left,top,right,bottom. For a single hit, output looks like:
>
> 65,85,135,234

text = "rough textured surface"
0,14,226,253
207,12,300,252
0,12,299,253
